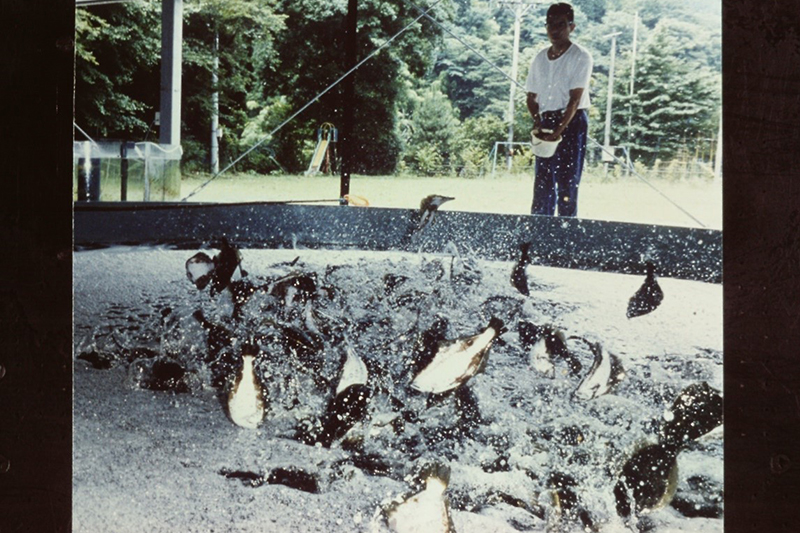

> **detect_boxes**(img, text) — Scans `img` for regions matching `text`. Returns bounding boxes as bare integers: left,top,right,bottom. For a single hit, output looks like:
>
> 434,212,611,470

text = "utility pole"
159,0,183,147
627,11,638,145
340,0,357,205
602,31,622,174
497,1,537,170
159,0,183,199
210,29,220,174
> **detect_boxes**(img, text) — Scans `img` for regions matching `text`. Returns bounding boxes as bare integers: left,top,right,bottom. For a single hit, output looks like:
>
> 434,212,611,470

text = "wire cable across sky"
180,0,709,227
180,0,446,202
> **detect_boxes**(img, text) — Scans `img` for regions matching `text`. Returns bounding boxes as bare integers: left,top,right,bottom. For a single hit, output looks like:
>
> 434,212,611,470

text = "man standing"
525,3,593,216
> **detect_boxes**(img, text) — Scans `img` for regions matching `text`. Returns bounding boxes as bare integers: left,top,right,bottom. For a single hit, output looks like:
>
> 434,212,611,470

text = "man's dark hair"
547,3,574,23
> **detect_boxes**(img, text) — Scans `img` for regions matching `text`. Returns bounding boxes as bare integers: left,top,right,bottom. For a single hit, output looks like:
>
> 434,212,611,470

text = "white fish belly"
530,338,554,377
388,482,449,533
575,350,611,400
336,350,369,396
186,260,213,281
229,379,263,429
411,332,493,394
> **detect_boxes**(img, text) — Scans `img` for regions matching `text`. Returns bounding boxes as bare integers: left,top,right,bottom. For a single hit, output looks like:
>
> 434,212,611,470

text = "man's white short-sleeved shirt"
525,42,593,113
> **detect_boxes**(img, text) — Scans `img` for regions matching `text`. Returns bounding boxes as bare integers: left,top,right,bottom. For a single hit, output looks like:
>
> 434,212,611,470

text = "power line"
75,0,145,7
73,123,99,146
176,0,707,227
403,0,706,227
403,0,528,91
588,137,707,228
180,0,446,202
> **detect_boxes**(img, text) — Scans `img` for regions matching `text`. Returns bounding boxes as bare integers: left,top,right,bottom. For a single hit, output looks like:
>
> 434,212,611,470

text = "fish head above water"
420,194,456,211
186,252,214,289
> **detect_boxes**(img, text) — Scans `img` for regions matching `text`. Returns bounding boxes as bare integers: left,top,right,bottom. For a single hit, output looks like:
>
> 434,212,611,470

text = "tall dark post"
120,142,128,201
340,0,357,205
158,0,183,200
159,0,182,147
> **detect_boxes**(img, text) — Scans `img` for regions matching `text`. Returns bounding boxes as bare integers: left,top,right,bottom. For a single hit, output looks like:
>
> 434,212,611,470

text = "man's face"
546,14,574,45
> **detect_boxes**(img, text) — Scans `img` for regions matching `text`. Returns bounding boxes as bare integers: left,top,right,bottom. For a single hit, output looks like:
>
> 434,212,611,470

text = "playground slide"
306,138,329,174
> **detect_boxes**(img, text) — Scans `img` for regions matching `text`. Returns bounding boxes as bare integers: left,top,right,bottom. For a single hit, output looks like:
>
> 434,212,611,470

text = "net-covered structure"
73,140,182,202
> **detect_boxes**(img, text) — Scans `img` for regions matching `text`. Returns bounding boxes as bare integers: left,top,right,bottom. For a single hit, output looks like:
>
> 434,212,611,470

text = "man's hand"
538,131,561,142
533,115,542,133
532,129,560,143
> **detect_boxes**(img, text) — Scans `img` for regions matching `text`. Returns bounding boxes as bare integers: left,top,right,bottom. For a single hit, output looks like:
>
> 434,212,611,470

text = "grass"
177,168,722,230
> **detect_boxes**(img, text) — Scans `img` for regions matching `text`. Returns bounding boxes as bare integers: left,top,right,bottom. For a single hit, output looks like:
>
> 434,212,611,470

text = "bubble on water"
74,246,723,530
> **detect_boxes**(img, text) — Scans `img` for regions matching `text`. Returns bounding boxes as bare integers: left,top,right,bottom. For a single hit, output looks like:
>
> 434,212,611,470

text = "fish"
409,316,450,378
317,346,371,448
573,342,625,400
184,238,247,296
546,473,598,532
530,334,555,378
185,252,215,290
627,261,664,318
227,345,267,429
192,310,238,389
133,359,191,393
77,350,113,370
219,469,265,488
660,381,723,447
383,463,455,533
417,194,455,230
268,272,318,307
519,322,582,377
210,237,246,295
411,317,505,395
336,345,369,397
614,442,680,519
266,467,320,494
470,490,544,520
318,384,372,448
383,273,410,296
510,241,534,296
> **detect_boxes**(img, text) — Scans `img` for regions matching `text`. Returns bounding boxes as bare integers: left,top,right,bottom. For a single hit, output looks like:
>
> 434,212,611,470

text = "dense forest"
74,0,721,175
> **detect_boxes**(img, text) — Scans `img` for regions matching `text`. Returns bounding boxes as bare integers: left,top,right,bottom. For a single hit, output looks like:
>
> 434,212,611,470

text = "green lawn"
177,170,722,230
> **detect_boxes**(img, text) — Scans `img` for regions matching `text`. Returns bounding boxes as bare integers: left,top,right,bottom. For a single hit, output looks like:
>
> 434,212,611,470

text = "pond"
73,244,722,532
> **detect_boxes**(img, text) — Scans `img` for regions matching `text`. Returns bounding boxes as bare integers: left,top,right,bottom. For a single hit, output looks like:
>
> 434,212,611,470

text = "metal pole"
492,142,498,176
159,0,183,147
506,4,522,170
120,142,128,201
144,143,151,201
603,32,621,174
89,159,101,201
211,29,220,174
627,11,638,144
498,1,534,171
340,0,357,205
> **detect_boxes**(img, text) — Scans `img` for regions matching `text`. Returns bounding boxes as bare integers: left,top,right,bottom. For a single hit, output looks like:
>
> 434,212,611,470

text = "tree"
74,0,284,173
452,113,507,176
182,0,285,171
574,0,615,24
403,80,460,175
265,0,445,174
74,4,161,138
74,0,721,176
435,1,514,121
611,22,720,165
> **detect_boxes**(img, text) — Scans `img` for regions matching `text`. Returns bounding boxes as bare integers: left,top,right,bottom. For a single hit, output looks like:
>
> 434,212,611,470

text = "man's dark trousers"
531,109,588,216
